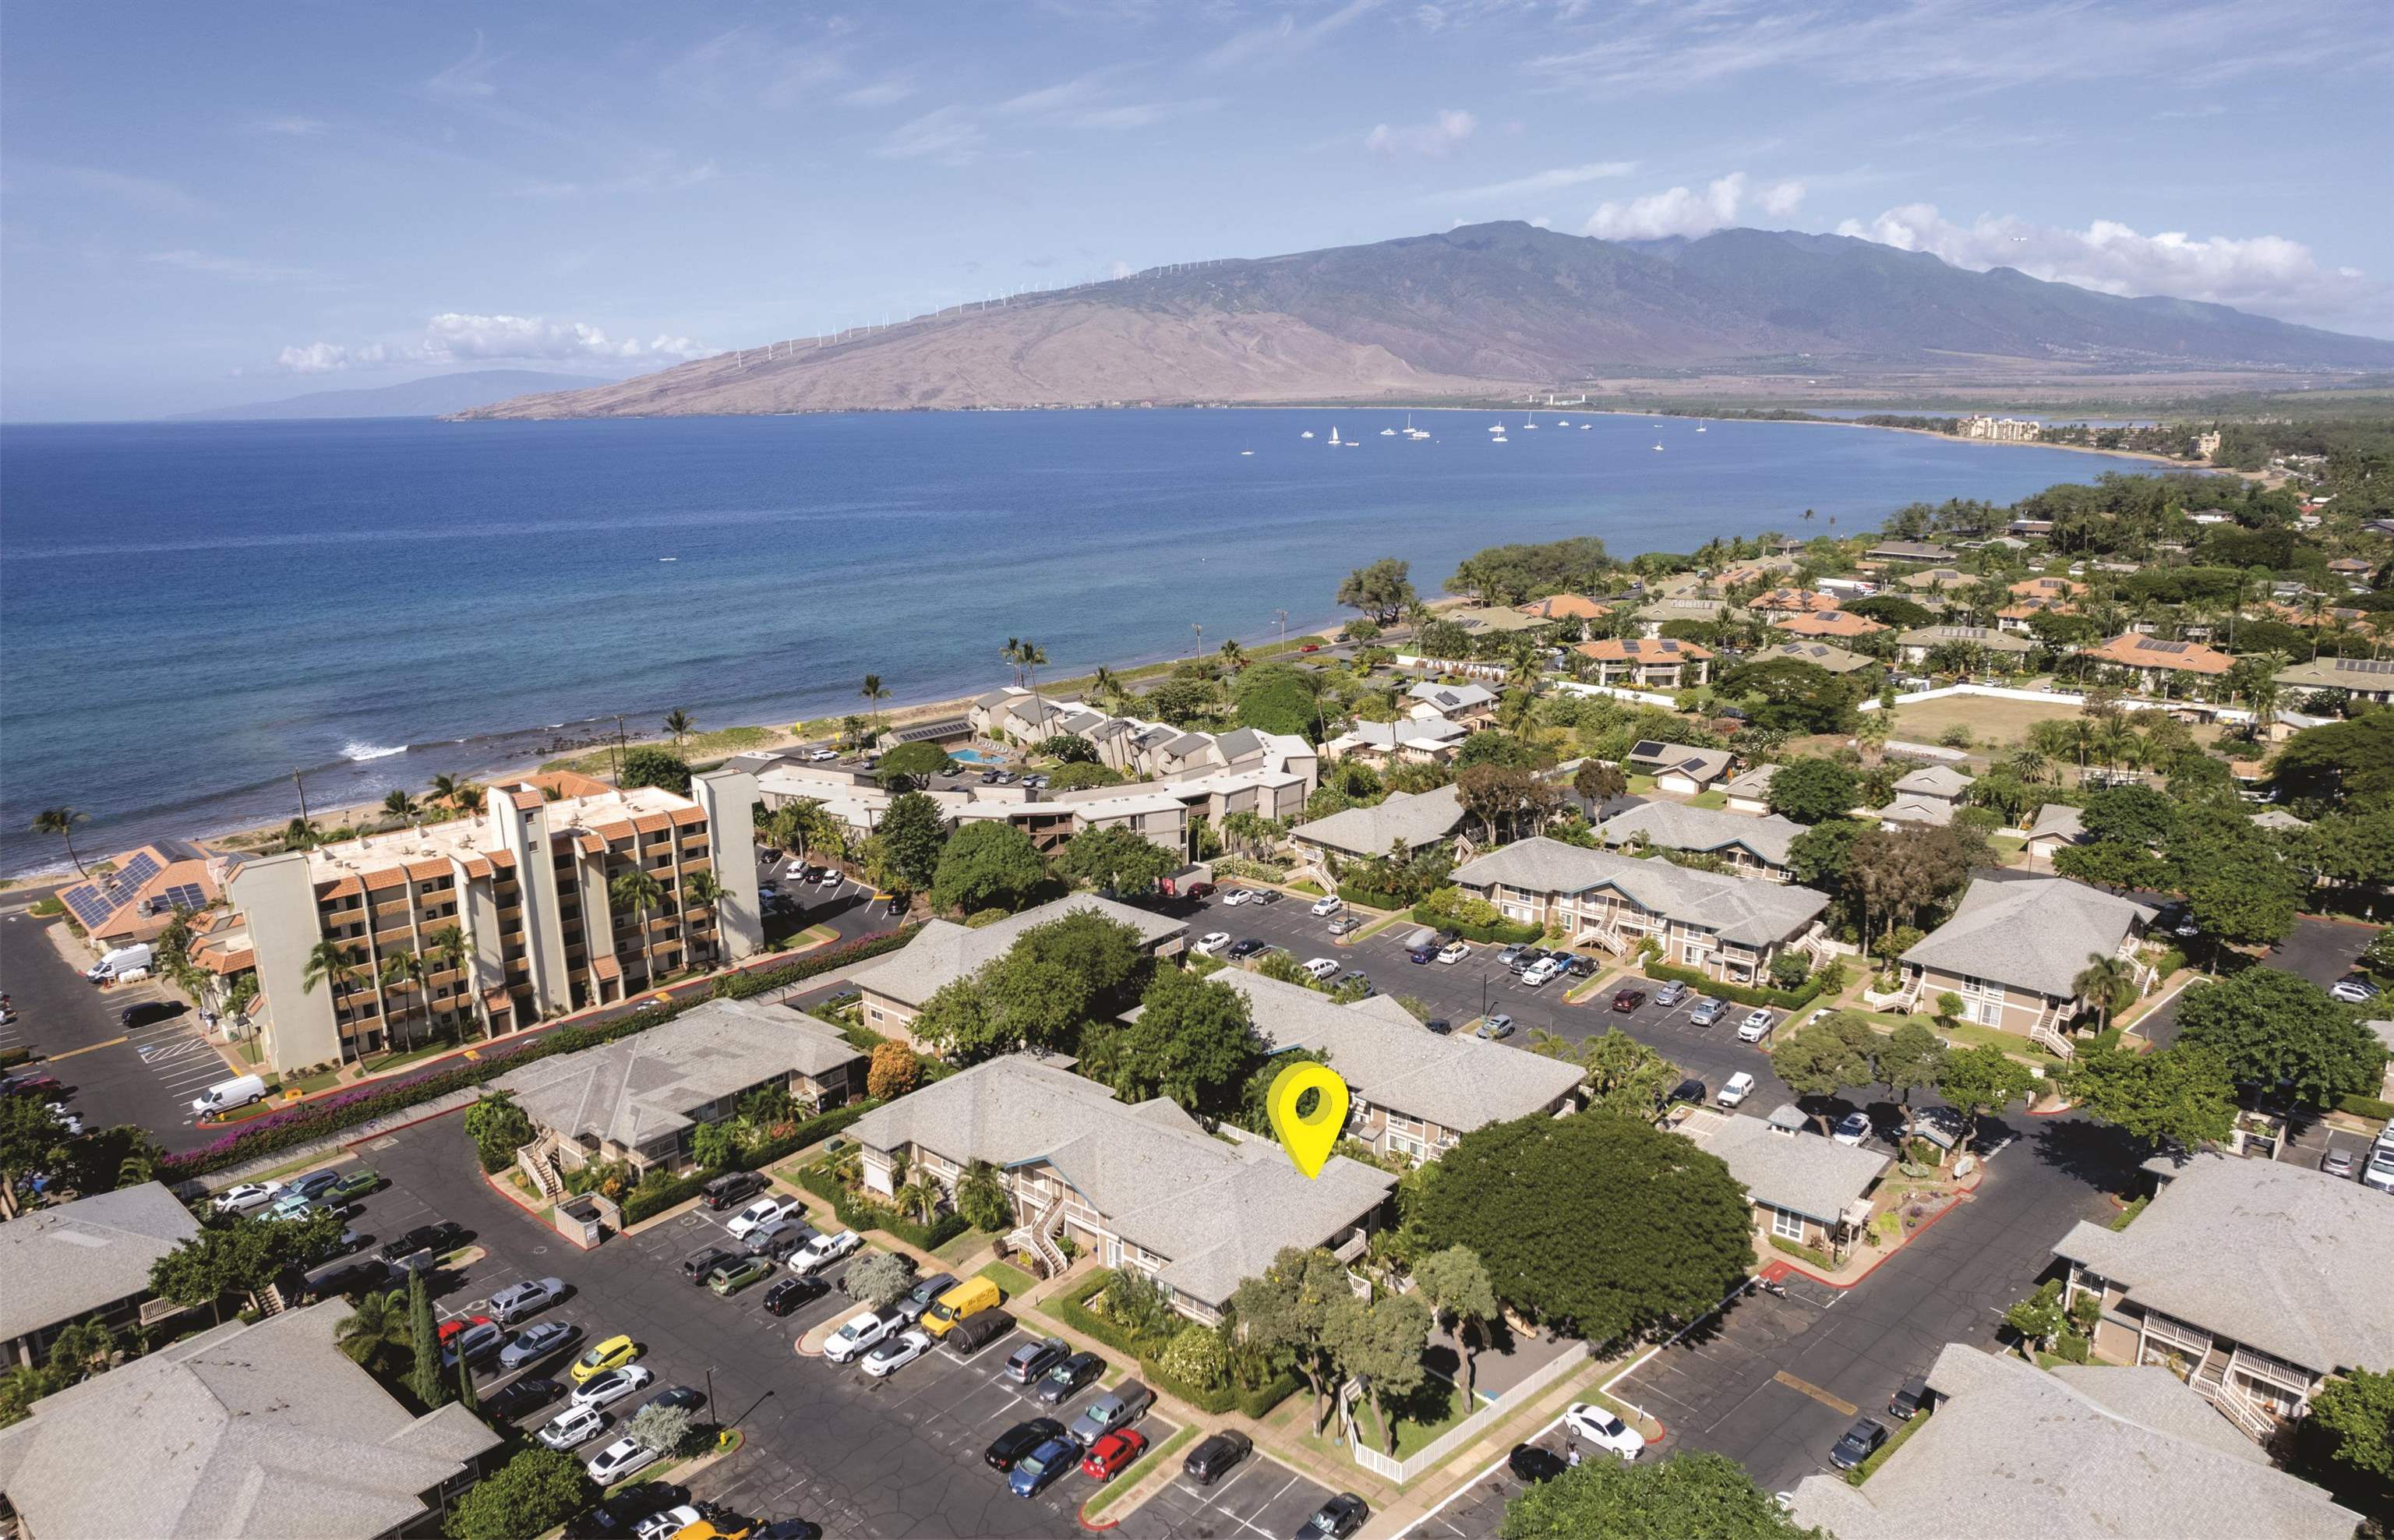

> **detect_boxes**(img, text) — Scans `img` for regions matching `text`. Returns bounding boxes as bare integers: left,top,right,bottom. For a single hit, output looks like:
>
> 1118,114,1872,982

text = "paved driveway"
1110,1450,1341,1540
2134,913,2373,1047
346,1119,1178,1538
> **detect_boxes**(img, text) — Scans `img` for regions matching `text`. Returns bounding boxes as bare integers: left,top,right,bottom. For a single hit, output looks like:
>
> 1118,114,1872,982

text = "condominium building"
1959,415,2043,442
223,768,761,1073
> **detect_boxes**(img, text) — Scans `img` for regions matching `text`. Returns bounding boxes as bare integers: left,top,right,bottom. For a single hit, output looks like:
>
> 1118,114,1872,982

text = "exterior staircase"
1579,923,1627,955
1894,970,1926,1013
2191,1359,2276,1443
521,1133,568,1203
1006,1192,1069,1279
2029,998,2076,1061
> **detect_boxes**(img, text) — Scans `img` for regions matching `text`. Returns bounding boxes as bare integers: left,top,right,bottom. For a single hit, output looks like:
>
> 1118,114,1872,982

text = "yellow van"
920,1276,1002,1338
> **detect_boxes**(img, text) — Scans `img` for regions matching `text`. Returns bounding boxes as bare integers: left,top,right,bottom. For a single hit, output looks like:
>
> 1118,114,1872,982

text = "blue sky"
5,0,2390,419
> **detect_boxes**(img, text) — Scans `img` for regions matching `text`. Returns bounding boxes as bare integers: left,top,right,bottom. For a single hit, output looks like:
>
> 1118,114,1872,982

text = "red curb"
480,1170,596,1248
1079,1499,1122,1531
1764,1189,1975,1291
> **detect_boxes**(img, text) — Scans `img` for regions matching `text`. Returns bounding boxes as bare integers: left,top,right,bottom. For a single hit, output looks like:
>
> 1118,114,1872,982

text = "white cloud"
276,342,358,373
274,314,709,373
146,249,312,282
1206,0,1383,70
253,115,328,136
1583,171,1805,239
1365,109,1478,158
876,107,984,164
841,78,916,108
1836,203,2377,326
425,30,498,98
1109,260,1135,280
1429,161,1637,203
1760,178,1807,216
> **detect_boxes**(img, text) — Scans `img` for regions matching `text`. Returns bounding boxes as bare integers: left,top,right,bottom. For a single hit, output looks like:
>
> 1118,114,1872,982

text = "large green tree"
1096,968,1259,1112
617,744,690,794
2300,1366,2394,1494
2063,1040,2236,1151
1333,1291,1433,1455
1771,1014,1876,1134
2270,712,2394,806
443,1448,595,1540
1231,1247,1357,1434
1412,1245,1499,1405
1873,1020,1949,1144
462,1093,535,1175
407,1266,448,1410
1057,825,1179,895
2173,967,2388,1107
1500,1450,1824,1540
871,790,950,895
1766,758,1861,825
1413,1113,1751,1343
1714,660,1864,734
149,1211,349,1322
1336,557,1419,623
929,821,1050,915
877,740,953,784
1934,1044,2037,1140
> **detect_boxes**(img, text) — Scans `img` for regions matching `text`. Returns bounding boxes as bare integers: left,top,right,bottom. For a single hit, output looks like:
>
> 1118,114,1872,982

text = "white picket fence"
1347,1340,1594,1485
1856,681,2240,719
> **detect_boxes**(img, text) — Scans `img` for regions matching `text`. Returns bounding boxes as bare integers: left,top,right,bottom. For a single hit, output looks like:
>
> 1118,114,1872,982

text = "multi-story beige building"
1573,637,1714,690
1960,415,2043,442
222,768,761,1073
1894,876,2154,1050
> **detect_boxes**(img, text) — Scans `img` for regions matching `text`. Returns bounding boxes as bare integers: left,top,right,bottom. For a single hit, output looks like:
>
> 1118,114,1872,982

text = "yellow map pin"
1266,1061,1350,1179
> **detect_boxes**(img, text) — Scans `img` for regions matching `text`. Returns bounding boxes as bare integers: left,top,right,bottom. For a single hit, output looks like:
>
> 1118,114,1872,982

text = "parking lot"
329,1118,1209,1538
1402,1403,1594,1540
1109,1452,1342,1540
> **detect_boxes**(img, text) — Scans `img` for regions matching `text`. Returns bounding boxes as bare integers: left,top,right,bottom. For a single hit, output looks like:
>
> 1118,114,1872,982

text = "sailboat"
1488,421,1505,433
1239,449,1254,456
1696,420,1708,433
1328,426,1344,447
1524,412,1538,429
1579,422,1591,429
1555,418,1570,426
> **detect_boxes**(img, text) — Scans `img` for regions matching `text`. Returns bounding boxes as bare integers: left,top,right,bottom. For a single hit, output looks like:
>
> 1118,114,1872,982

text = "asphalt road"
347,1118,1262,1539
2131,913,2374,1047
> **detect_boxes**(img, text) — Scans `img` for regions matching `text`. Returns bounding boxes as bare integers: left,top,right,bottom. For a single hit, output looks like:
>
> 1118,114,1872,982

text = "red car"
1611,987,1647,1013
1299,644,1321,653
1080,1429,1148,1482
436,1313,492,1344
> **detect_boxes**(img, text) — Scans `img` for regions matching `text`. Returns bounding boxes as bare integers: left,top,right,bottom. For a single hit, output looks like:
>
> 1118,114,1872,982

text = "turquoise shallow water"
0,407,2138,872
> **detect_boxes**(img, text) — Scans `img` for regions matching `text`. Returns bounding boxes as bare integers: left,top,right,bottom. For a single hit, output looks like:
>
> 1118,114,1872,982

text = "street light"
1192,623,1203,661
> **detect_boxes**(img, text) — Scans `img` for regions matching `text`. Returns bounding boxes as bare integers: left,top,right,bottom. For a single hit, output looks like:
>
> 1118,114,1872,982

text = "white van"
192,1074,268,1117
87,943,154,982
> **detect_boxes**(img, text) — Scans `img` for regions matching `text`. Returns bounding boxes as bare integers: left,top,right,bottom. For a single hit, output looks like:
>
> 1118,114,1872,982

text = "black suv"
984,1418,1065,1473
680,1245,743,1283
702,1171,769,1211
120,1000,189,1031
377,1220,464,1263
1829,1417,1889,1470
1887,1376,1930,1422
1183,1430,1253,1485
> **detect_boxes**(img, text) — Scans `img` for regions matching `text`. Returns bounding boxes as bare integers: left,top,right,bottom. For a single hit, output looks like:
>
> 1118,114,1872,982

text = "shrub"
2338,1094,2394,1121
1051,1270,1299,1416
1767,1234,1836,1270
789,1164,968,1251
867,1042,923,1100
1157,1323,1231,1393
1407,896,1540,945
1643,960,1824,1011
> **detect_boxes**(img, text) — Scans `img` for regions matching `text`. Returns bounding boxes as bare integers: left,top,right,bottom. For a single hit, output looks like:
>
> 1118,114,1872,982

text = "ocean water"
0,408,2139,874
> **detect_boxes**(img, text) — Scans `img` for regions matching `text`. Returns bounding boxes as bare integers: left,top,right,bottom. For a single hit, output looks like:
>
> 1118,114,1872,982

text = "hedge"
164,927,919,1181
1644,960,1824,1012
1407,904,1541,946
789,1164,970,1252
2337,1094,2394,1121
1334,882,1410,912
1767,1234,1836,1270
1050,1270,1299,1418
0,1047,32,1069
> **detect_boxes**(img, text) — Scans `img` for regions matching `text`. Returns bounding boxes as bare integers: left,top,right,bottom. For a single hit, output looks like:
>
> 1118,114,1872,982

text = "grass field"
1887,694,2081,748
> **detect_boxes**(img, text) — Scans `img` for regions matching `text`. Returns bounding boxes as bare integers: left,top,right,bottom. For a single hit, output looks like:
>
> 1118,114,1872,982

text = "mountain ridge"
452,224,2394,421
171,369,631,422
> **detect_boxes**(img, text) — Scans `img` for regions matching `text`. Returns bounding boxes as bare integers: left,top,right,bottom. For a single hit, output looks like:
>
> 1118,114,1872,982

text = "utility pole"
293,770,309,822
611,715,627,786
1192,623,1202,662
1276,610,1288,648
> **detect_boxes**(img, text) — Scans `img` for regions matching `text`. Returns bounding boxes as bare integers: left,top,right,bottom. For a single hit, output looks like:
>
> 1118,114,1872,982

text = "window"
1771,1207,1806,1242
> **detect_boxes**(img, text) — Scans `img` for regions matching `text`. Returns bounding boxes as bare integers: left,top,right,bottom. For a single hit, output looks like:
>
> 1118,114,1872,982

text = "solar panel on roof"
2150,641,2189,655
158,882,206,913
2335,658,2394,675
1630,739,1667,758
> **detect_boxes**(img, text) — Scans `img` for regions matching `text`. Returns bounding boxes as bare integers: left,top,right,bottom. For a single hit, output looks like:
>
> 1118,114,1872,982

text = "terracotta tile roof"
318,877,363,900
1514,593,1612,620
362,869,408,892
1774,609,1887,638
487,849,515,869
630,813,672,835
404,860,449,881
1997,598,2075,619
670,806,707,827
2010,576,2086,597
2084,633,2233,676
588,954,623,980
461,856,494,879
509,789,545,811
1748,587,1839,613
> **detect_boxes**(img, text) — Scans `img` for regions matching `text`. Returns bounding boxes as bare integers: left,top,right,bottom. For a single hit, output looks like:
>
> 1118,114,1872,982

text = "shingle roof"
846,1058,1392,1308
1333,719,1467,754
1453,838,1828,945
493,998,862,1151
1677,1109,1887,1223
1290,786,1467,857
1901,877,2155,999
0,1300,503,1540
1891,763,1972,798
0,1182,201,1343
1598,802,1803,868
1623,741,1733,782
1406,682,1497,712
2051,1153,2394,1376
1722,764,1779,799
846,894,1188,1009
1895,623,2033,652
2025,804,2085,844
1788,1344,2360,1540
1759,640,1877,673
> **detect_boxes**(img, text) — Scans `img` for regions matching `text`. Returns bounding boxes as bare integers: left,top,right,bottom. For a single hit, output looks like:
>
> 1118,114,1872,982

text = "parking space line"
1771,1370,1858,1416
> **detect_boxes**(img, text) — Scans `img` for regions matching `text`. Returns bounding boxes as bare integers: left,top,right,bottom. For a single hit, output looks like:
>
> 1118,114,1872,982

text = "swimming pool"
948,747,989,764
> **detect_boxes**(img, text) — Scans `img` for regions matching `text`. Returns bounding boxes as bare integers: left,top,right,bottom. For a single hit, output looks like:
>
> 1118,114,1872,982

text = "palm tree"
859,675,889,736
1003,637,1026,687
335,1291,411,1375
892,1177,940,1226
450,782,486,815
281,817,322,852
428,773,466,812
2072,952,2141,1030
1091,665,1128,712
32,807,90,878
1017,640,1051,719
663,708,694,747
377,949,427,1052
610,868,667,988
300,940,367,1064
1218,638,1248,674
381,789,418,823
423,924,475,1037
683,870,724,967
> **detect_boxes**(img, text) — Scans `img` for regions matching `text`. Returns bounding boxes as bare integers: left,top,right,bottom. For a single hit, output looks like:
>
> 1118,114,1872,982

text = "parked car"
538,1403,609,1450
1832,1112,1873,1146
1192,931,1233,956
2363,1152,2394,1195
283,1168,344,1203
1507,1444,1567,1484
1828,1418,1888,1470
824,1309,899,1364
1255,890,1284,905
1005,1337,1069,1385
574,1482,691,1538
1067,1381,1153,1446
1035,1351,1103,1406
1564,954,1598,978
703,1171,771,1211
1665,1077,1706,1107
1653,980,1689,1008
265,1192,325,1223
1082,1428,1148,1482
587,1436,662,1485
570,1334,641,1383
1311,895,1344,917
1423,1018,1452,1035
1718,1072,1757,1108
380,1219,465,1263
985,1416,1068,1472
491,1276,568,1325
1887,1376,1930,1422
1336,970,1375,998
1611,987,1647,1012
942,1309,1019,1357
571,1365,655,1411
1522,957,1565,987
2322,1148,2357,1179
1495,945,1530,969
1327,916,1361,936
1227,938,1268,960
120,1000,187,1031
634,1507,704,1540
500,1320,581,1372
754,1222,821,1264
1182,1430,1253,1485
1563,1403,1646,1460
1476,1014,1515,1041
1296,1493,1370,1538
1437,941,1470,964
2329,975,2382,1005
1220,888,1255,907
792,1229,861,1274
1737,1008,1775,1043
323,1168,382,1203
1689,998,1726,1028
486,1377,565,1422
860,1329,934,1379
1296,956,1337,982
764,1276,830,1316
708,1256,775,1295
725,1195,803,1242
1008,1437,1079,1498
213,1181,283,1216
681,1246,743,1283
1407,941,1438,964
441,1320,505,1369
890,1272,959,1325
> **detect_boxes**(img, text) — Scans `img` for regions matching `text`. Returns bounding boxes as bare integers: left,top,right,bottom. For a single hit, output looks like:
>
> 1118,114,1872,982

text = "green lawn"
977,1259,1040,1302
932,1227,994,1267
1687,790,1728,810
1297,1375,1473,1464
1848,1008,2064,1067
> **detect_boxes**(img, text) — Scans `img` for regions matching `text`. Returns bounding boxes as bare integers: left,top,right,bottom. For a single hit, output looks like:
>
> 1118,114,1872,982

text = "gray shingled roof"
1760,640,1876,673
1682,1112,1887,1223
2050,1153,2394,1376
2025,804,2085,844
1453,838,1828,946
1901,877,2155,999
1333,719,1466,754
1788,1344,2361,1540
1721,763,1779,799
0,1299,503,1540
0,1182,201,1344
1891,764,1975,798
1877,796,1956,828
846,894,1188,1009
493,998,861,1152
1624,742,1733,782
1290,786,1467,857
1598,802,1803,868
1407,682,1496,713
846,1058,1392,1308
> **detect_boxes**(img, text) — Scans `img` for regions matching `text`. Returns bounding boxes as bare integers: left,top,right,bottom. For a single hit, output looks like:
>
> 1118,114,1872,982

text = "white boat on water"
1696,422,1707,433
1301,430,1315,439
1652,441,1665,451
1555,419,1570,426
1379,426,1397,436
1492,433,1509,443
1579,423,1591,430
1523,413,1538,429
1240,450,1254,456
1488,421,1505,433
